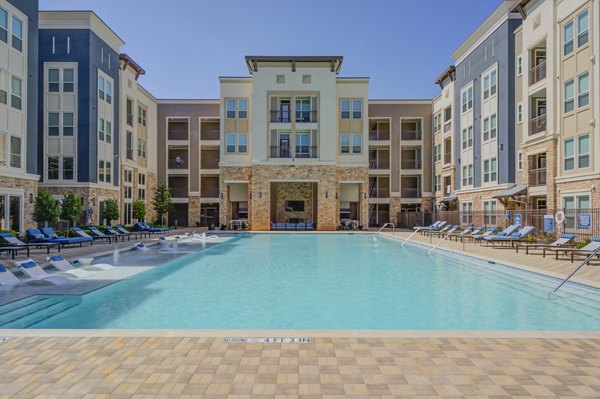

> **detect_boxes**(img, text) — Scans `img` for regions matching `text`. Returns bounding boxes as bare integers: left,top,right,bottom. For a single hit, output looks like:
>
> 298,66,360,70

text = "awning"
493,184,528,199
441,194,458,203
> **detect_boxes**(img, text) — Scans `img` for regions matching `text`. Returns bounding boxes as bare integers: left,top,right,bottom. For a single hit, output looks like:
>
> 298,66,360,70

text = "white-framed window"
461,201,473,225
352,99,362,119
138,172,146,200
224,133,247,153
105,120,112,144
63,68,74,92
483,200,497,225
105,80,112,104
137,105,147,126
483,157,497,183
564,138,575,170
295,131,310,157
225,133,235,153
10,75,21,110
137,138,146,158
578,134,590,168
225,99,236,119
489,114,497,139
461,126,473,149
516,55,523,77
517,151,523,171
564,79,575,113
461,85,473,113
224,98,248,119
11,15,22,52
461,164,473,187
48,112,59,136
483,69,497,100
352,133,362,153
47,156,59,179
0,6,7,44
237,133,248,153
577,10,589,47
98,75,105,100
0,132,6,166
340,99,350,119
98,118,105,141
340,99,362,119
238,99,248,118
48,68,59,92
340,133,350,153
0,69,7,105
63,112,74,136
47,155,74,180
517,103,523,124
563,194,590,229
9,136,20,168
434,175,441,192
563,20,574,56
577,72,589,108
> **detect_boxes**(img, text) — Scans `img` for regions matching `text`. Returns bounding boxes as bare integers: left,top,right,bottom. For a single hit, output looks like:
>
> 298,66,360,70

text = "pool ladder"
427,230,454,255
553,246,600,293
400,226,427,247
376,223,395,235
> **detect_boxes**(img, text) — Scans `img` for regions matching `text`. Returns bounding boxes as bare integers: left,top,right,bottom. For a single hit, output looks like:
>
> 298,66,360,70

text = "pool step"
0,296,48,317
0,296,81,329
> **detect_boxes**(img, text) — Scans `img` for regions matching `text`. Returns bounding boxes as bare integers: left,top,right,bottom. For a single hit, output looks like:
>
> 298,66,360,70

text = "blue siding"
37,28,120,185
454,17,521,190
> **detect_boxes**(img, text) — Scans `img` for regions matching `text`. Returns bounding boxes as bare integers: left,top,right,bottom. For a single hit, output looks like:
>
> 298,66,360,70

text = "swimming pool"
1,233,600,330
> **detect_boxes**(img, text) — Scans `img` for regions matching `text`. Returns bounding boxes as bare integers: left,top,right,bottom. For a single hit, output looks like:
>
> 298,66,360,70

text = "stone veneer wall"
521,139,556,209
220,167,253,229
336,167,369,228
41,186,119,225
0,176,38,231
274,182,314,223
188,196,201,227
145,172,157,222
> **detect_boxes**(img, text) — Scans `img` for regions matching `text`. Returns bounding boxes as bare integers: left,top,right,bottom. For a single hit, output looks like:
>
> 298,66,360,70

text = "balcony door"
279,133,290,158
533,49,546,67
280,101,291,123
535,98,547,117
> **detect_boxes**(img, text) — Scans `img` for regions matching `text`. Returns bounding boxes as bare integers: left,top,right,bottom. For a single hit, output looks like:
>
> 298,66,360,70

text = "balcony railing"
369,131,390,141
401,187,421,198
168,158,189,169
126,148,134,161
401,130,422,141
444,153,451,164
269,110,317,123
269,146,317,159
126,114,134,127
529,61,547,85
528,168,547,187
369,159,390,170
444,121,452,133
529,114,547,134
401,159,422,169
369,188,390,198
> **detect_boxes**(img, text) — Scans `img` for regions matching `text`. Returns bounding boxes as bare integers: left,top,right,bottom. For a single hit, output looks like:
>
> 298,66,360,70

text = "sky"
39,0,501,100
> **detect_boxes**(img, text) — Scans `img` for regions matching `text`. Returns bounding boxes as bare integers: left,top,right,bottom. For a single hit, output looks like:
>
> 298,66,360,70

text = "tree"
60,192,83,235
132,199,146,222
152,183,173,226
32,191,60,227
100,199,120,225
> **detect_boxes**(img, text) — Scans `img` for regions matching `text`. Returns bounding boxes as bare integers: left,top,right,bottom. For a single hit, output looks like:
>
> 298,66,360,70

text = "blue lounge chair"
544,237,600,262
296,222,307,231
516,234,576,255
285,223,296,230
484,226,535,247
39,227,93,247
72,227,111,243
104,226,129,241
88,226,120,243
470,227,497,242
0,232,60,255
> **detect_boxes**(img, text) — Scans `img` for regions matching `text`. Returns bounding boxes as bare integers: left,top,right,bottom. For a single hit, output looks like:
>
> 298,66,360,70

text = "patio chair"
418,221,447,235
424,223,451,237
104,226,130,241
470,227,498,242
0,232,60,254
72,227,112,243
515,234,576,255
431,225,460,239
116,225,147,239
88,226,121,243
543,237,600,262
47,255,114,274
14,259,71,285
484,226,536,247
447,225,474,241
39,227,93,247
0,264,23,286
452,226,483,242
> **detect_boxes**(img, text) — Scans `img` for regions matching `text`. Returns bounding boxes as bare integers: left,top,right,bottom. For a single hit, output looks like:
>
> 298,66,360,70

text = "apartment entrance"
200,204,219,229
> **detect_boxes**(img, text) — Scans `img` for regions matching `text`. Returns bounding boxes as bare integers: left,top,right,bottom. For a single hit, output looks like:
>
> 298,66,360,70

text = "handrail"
377,223,395,235
427,229,454,255
401,227,425,247
552,246,600,293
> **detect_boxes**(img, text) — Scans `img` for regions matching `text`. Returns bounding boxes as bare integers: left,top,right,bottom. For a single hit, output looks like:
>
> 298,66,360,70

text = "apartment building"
119,54,158,225
452,2,522,222
432,66,456,210
0,0,39,232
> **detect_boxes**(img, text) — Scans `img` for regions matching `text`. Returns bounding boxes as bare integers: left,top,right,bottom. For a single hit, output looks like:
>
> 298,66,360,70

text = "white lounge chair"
515,234,577,255
0,264,23,286
47,255,114,275
484,226,536,247
14,260,71,285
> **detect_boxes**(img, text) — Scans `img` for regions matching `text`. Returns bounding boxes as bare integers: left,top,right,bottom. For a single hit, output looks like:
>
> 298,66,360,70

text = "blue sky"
39,0,500,100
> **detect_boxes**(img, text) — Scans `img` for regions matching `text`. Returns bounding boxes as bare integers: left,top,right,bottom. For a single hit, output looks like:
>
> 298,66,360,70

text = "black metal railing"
401,130,422,140
270,146,317,159
369,159,390,169
269,110,317,123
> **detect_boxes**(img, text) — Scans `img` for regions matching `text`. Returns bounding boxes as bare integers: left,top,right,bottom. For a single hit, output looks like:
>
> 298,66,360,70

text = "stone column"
188,196,201,227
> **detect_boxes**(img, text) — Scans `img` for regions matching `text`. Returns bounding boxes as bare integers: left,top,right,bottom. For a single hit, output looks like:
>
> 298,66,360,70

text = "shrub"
132,199,146,221
33,191,60,226
100,199,119,225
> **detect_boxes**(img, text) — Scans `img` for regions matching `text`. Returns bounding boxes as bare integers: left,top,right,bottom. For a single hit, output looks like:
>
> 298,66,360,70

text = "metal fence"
397,209,600,242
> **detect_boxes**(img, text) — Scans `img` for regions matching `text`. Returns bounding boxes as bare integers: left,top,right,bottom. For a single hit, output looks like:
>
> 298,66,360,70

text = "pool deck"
1,230,600,397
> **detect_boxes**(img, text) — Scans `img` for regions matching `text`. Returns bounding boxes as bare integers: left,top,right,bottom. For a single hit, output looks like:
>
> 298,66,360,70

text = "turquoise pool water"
3,233,600,330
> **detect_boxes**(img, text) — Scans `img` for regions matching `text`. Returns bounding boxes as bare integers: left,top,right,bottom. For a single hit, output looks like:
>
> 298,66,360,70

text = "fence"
397,209,600,242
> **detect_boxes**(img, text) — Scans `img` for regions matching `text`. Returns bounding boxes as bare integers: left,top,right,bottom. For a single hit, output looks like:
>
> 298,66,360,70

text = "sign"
544,215,555,233
578,213,592,229
87,207,93,215
514,213,522,227
224,337,312,344
505,210,511,220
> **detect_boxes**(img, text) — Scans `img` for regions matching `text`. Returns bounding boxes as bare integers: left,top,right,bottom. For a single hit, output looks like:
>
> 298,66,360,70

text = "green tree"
32,191,60,227
152,183,173,226
100,199,120,225
60,192,83,235
132,199,146,222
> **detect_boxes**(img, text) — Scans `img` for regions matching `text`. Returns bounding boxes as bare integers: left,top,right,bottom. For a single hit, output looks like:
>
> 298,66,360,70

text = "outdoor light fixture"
259,192,263,198
364,192,368,199
28,193,34,203
220,192,224,199
335,192,338,199
325,191,329,198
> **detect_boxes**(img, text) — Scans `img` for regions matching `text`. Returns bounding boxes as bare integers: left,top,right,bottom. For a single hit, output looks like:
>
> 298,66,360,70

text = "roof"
245,55,343,74
119,54,146,79
441,194,458,203
493,185,528,199
434,66,456,85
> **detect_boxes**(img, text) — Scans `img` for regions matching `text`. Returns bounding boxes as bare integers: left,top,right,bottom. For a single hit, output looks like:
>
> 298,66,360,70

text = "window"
105,161,111,183
138,173,146,200
461,86,473,113
489,158,497,181
461,126,473,149
578,134,590,168
340,134,350,154
517,103,523,124
63,112,74,136
238,99,248,118
0,7,7,43
564,138,574,170
462,164,473,186
483,74,490,99
352,99,362,119
48,156,59,179
0,69,7,104
137,106,147,126
577,10,589,47
516,55,523,76
490,114,497,139
483,159,490,183
563,195,590,229
483,200,497,225
238,133,247,153
137,138,146,158
62,157,73,180
563,20,574,56
126,99,133,126
105,81,112,104
48,113,59,136
126,131,133,160
517,151,523,170
10,76,21,110
483,117,490,141
352,134,362,153
295,131,310,157
98,160,104,182
564,79,575,113
225,99,236,119
225,133,236,153
10,136,20,168
105,121,112,143
63,69,74,92
340,100,350,119
48,69,60,92
98,76,105,100
98,118,105,141
578,72,589,108
461,202,473,225
11,16,22,51
0,132,5,166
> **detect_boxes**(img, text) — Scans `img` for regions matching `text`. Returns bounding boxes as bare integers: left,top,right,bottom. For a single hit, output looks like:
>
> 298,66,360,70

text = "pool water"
3,234,600,330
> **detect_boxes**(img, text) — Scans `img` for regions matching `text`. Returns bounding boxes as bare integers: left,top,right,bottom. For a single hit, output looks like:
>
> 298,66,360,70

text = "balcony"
369,187,390,199
270,110,317,123
529,168,547,187
126,113,134,127
401,187,421,199
200,149,220,171
126,148,134,161
168,148,188,169
444,152,451,165
529,61,546,86
369,156,390,170
369,121,390,141
401,159,422,170
295,110,317,123
269,146,318,159
443,121,452,133
201,177,220,198
529,114,547,135
168,176,188,198
401,130,422,141
168,119,189,141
